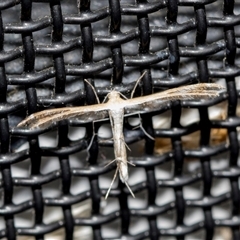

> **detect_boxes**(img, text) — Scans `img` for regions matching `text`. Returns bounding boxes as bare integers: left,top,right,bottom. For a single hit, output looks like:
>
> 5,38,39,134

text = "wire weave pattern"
0,0,239,239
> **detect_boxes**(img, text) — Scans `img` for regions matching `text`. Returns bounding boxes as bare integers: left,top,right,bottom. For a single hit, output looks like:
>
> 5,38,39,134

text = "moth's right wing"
17,103,109,130
124,83,224,115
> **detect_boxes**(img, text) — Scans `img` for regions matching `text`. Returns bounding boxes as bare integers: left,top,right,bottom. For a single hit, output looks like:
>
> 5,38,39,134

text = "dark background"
0,0,239,239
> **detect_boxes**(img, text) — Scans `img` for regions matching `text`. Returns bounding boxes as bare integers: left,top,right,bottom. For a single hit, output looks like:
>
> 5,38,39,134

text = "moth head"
107,91,122,101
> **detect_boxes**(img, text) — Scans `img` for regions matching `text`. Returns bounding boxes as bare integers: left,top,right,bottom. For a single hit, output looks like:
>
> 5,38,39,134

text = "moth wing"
124,83,224,115
17,104,109,130
17,108,72,128
124,99,170,115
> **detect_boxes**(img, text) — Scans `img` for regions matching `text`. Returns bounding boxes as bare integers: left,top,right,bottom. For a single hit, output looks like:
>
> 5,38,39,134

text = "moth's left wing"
17,103,109,130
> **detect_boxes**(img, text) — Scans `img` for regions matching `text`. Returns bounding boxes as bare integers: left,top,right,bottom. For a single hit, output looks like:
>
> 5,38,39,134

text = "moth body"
106,107,134,198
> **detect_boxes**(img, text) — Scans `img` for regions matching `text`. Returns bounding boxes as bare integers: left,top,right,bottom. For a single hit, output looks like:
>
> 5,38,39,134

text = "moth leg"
105,163,120,199
132,114,155,140
84,79,100,104
124,181,135,198
104,158,118,168
86,122,97,152
104,158,135,168
109,112,114,130
87,117,112,155
139,122,155,141
108,112,119,151
118,92,128,100
130,71,147,99
105,160,135,199
86,132,96,152
121,136,131,151
125,160,135,167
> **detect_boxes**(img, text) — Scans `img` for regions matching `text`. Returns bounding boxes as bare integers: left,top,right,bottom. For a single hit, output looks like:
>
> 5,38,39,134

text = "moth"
17,82,224,198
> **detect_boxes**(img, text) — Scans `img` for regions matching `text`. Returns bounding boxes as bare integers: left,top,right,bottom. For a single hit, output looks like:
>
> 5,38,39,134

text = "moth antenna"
130,71,147,99
105,164,120,199
125,181,135,198
84,79,100,104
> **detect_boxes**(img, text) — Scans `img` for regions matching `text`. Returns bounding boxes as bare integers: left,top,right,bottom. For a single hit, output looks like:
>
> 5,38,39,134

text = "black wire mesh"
0,0,240,239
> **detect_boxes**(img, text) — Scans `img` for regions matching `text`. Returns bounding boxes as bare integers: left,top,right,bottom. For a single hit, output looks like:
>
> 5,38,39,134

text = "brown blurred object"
154,102,228,155
154,128,228,155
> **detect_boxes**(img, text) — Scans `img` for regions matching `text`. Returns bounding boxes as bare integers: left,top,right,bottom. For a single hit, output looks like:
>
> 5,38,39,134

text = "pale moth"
17,76,224,199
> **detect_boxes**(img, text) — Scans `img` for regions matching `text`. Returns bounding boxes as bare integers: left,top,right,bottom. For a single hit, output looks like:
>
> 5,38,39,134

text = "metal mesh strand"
0,0,239,239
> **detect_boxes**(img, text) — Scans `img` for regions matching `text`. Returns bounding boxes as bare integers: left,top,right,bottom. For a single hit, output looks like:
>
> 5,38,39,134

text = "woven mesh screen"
0,0,240,239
